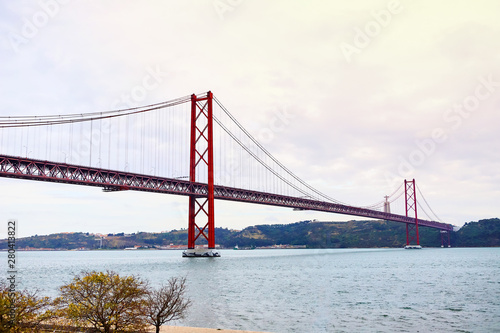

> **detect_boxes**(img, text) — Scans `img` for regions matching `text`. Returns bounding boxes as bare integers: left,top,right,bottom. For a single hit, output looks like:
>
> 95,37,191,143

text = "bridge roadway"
0,154,453,231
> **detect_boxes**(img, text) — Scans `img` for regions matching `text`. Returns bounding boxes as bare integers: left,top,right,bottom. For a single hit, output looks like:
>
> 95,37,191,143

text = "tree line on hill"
1,218,498,250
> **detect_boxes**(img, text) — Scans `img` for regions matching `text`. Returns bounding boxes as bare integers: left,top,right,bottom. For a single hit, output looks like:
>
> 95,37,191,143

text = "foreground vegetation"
1,218,498,250
0,272,190,333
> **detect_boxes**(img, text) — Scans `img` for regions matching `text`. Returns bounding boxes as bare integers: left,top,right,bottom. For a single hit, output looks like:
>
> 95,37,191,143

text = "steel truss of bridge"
0,154,453,232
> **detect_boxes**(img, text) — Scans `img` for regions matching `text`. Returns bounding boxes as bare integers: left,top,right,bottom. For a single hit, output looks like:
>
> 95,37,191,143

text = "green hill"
1,218,498,250
453,218,500,247
217,220,444,248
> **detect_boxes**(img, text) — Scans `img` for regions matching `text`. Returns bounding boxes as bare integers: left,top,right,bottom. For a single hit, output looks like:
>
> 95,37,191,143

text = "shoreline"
152,326,270,333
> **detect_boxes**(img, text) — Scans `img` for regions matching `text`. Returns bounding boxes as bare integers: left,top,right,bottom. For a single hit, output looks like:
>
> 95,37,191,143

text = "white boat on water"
404,245,422,249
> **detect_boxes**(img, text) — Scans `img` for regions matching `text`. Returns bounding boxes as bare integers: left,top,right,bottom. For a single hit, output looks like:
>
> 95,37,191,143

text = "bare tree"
145,277,191,333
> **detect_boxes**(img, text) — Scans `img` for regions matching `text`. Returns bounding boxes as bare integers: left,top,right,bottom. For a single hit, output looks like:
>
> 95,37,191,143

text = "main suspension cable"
416,184,442,222
214,96,349,205
0,96,191,128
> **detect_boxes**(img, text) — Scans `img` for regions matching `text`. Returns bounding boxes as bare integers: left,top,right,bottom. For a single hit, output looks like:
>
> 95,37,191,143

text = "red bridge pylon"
405,179,420,247
440,230,451,248
185,91,217,256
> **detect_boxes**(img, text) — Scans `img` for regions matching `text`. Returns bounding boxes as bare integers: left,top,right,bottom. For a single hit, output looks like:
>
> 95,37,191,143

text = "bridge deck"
0,155,453,231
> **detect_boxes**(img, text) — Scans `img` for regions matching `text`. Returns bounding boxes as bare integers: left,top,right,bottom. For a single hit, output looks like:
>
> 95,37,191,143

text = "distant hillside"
219,220,444,248
1,218,498,250
453,218,500,247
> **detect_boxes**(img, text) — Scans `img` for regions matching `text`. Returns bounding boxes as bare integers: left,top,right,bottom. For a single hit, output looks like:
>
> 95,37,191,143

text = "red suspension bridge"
0,92,453,255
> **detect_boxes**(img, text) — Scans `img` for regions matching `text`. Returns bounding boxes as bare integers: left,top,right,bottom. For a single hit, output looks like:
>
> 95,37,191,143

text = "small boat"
234,245,239,250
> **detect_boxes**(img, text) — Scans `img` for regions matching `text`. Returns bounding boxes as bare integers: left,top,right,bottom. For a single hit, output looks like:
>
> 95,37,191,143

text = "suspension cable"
214,96,349,205
417,201,434,221
0,96,191,128
416,184,442,222
213,114,314,199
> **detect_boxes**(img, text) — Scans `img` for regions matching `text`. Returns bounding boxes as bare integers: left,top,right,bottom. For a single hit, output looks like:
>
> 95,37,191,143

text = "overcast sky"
1,0,499,238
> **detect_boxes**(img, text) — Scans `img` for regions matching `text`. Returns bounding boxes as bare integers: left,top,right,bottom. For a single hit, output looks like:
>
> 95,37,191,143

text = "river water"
5,247,500,332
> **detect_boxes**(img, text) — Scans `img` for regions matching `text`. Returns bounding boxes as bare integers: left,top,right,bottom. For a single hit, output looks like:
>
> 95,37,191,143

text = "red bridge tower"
184,92,219,257
404,179,421,249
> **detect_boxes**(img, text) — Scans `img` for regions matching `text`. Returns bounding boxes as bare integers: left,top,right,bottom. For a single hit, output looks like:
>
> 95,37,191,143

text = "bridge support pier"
440,230,451,248
404,179,421,249
184,92,219,257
